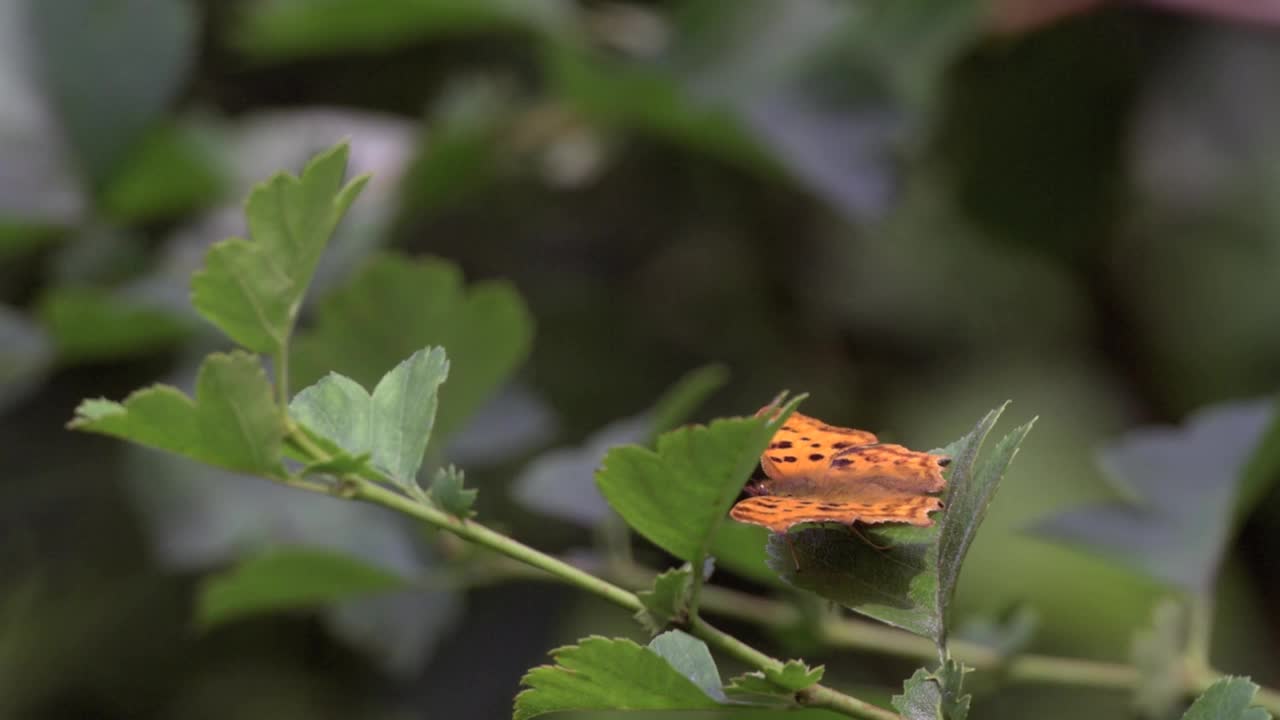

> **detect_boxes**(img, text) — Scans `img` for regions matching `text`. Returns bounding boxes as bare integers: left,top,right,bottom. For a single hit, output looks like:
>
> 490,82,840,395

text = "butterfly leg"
847,523,890,551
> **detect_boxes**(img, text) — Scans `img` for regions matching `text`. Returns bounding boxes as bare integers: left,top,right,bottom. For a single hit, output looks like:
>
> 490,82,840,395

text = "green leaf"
766,404,1032,642
99,122,228,222
290,347,450,489
191,142,369,354
549,43,770,172
290,373,372,457
892,660,971,720
1183,677,1272,720
236,0,572,59
952,604,1039,666
197,547,412,627
370,347,450,483
513,635,724,719
647,630,727,702
291,253,533,451
70,351,286,477
596,395,804,562
1034,398,1274,596
1132,598,1189,720
430,465,477,518
37,286,194,362
635,566,695,633
728,659,825,701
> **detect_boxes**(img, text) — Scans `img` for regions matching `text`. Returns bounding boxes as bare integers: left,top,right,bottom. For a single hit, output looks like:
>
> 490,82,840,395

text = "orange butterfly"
729,409,950,534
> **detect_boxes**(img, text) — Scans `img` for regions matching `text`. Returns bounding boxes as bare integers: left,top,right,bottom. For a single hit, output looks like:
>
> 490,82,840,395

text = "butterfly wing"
729,494,943,533
732,410,950,534
757,410,878,484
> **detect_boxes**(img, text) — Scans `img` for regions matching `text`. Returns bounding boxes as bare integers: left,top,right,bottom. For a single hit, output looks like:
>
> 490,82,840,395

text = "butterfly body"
729,410,950,534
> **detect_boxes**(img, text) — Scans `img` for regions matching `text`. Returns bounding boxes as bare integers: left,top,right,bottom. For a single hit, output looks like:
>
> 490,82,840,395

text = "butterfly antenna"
847,523,890,552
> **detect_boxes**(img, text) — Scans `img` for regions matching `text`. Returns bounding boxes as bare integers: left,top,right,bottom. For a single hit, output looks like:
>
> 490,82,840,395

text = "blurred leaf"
892,660,971,720
403,80,513,211
1238,399,1280,519
27,0,198,185
0,1,84,228
125,445,459,675
0,305,54,412
636,565,694,633
548,44,770,171
192,142,368,354
430,465,476,518
236,0,574,59
70,351,286,477
768,405,1031,642
37,286,194,362
514,635,724,719
1033,398,1275,596
1132,598,1188,720
198,547,412,627
291,347,450,489
1183,677,1272,720
596,396,802,562
512,365,726,527
649,364,730,436
952,604,1039,664
513,415,648,526
292,253,533,451
99,121,229,222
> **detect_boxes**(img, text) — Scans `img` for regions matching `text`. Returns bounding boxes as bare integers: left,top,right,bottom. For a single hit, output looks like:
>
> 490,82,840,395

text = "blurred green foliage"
5,0,1280,718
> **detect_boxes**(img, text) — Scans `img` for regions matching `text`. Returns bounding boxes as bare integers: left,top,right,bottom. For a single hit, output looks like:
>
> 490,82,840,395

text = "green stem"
349,480,898,719
354,480,642,612
273,349,290,409
689,616,900,720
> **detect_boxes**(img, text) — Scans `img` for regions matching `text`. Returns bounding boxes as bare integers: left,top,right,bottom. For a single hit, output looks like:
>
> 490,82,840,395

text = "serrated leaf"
765,659,824,691
892,660,971,720
430,465,476,518
191,142,369,354
596,395,804,562
1034,398,1274,596
291,253,532,452
70,351,285,477
513,635,724,719
370,347,449,483
1183,678,1272,720
635,566,694,633
728,659,825,701
767,405,1033,642
1132,598,1189,719
197,547,412,627
290,347,449,489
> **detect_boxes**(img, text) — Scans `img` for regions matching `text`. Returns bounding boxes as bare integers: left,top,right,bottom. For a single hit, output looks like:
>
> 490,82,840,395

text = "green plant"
69,143,1280,720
